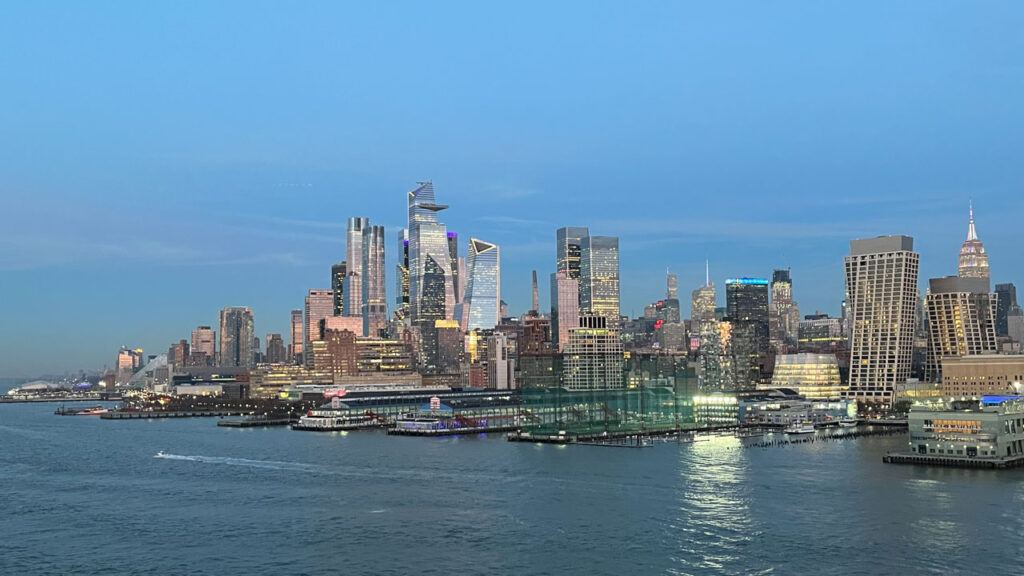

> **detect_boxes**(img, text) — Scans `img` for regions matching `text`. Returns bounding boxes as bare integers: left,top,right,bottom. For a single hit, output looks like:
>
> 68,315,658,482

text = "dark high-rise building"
666,270,678,301
265,333,287,364
396,229,410,320
725,278,770,388
168,339,189,367
996,283,1018,337
218,306,255,368
331,261,347,316
556,227,588,279
448,232,460,304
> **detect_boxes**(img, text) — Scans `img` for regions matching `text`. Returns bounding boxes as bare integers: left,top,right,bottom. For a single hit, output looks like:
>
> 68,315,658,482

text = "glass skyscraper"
556,227,588,279
407,182,455,323
550,270,580,352
331,261,346,317
346,217,368,316
361,224,386,336
725,278,770,389
395,229,410,320
218,306,254,368
462,238,500,331
579,235,620,325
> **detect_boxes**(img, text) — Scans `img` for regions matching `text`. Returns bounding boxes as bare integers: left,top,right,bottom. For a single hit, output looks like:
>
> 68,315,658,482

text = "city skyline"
0,196,1017,377
3,3,1024,375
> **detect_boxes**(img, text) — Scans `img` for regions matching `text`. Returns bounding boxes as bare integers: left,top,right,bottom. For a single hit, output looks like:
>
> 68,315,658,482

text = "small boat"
155,451,166,457
784,422,815,435
75,406,109,416
838,418,858,428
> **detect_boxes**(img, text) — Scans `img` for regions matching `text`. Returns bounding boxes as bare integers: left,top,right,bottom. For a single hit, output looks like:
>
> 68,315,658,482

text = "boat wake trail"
154,453,320,472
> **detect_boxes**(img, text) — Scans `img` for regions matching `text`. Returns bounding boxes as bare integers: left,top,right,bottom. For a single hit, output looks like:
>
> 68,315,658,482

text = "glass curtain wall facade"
218,306,254,368
580,235,620,325
463,238,500,331
331,262,347,317
408,182,455,323
361,224,387,336
556,227,588,280
551,270,580,352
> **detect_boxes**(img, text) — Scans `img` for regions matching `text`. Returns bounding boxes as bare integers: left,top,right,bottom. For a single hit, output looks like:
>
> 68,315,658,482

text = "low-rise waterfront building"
905,396,1024,462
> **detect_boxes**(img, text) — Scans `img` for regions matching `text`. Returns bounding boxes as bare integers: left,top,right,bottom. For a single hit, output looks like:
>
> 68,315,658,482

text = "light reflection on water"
669,436,768,576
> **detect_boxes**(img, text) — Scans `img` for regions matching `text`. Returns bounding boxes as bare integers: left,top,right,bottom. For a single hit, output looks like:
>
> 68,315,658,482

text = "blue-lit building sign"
725,278,769,285
982,396,1020,405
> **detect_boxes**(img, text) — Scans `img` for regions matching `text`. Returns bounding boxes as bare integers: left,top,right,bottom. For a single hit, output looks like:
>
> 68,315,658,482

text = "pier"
217,416,298,428
883,452,1024,469
101,410,259,420
388,424,519,437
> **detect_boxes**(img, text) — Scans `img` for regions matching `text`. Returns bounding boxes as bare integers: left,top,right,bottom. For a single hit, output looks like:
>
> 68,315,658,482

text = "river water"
2,402,1022,575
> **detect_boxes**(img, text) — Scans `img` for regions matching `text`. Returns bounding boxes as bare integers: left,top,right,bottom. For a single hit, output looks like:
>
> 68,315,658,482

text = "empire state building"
958,203,990,282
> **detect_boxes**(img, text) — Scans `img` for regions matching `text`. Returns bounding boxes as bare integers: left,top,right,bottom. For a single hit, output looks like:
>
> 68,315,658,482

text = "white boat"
155,451,166,457
784,422,815,435
838,418,858,428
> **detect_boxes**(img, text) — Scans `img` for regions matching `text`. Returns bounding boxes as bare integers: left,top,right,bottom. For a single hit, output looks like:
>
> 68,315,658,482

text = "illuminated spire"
705,259,710,287
966,201,977,242
958,201,989,281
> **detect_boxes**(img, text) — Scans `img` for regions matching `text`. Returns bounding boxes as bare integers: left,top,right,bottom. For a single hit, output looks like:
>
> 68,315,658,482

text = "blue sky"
1,2,1023,376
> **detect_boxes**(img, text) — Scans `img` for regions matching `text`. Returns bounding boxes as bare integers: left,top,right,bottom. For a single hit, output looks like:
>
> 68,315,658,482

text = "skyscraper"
563,314,624,390
958,203,989,280
666,270,678,300
265,333,287,364
531,270,540,313
361,224,387,336
996,283,1018,337
331,261,347,317
218,306,254,368
344,217,368,319
304,289,334,365
190,325,215,366
725,278,770,388
925,276,997,381
845,235,920,405
289,309,303,362
691,262,716,332
556,227,588,279
579,235,620,325
396,229,410,320
462,238,500,331
448,232,461,304
551,270,580,352
769,268,799,351
407,182,455,323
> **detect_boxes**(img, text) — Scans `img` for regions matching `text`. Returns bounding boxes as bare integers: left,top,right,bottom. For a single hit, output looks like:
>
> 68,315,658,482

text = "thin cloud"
477,216,549,227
